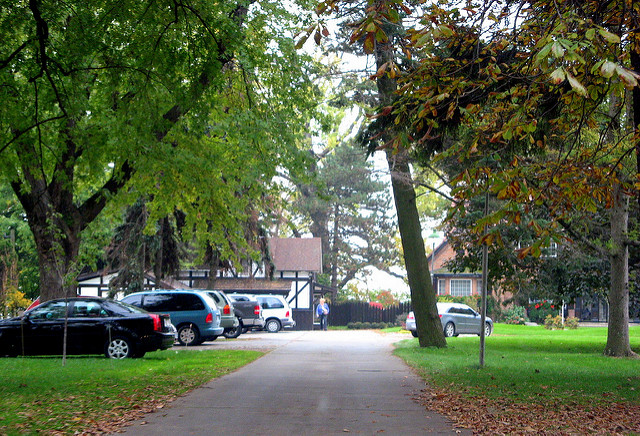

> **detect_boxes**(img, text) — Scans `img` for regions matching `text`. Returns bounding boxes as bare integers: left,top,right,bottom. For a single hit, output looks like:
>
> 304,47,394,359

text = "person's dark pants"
319,314,328,330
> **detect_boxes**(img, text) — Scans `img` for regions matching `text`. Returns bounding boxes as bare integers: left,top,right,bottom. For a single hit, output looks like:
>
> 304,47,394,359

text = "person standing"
316,298,330,331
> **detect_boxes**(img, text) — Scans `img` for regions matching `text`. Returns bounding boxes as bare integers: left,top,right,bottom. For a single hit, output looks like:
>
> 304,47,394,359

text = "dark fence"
330,301,411,326
292,309,313,331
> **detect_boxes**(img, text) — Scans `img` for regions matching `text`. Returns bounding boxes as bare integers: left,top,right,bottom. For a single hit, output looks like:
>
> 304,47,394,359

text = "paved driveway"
115,330,468,435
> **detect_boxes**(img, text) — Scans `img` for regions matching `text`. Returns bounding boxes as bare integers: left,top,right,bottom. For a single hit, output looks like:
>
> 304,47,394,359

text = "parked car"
229,293,295,333
405,311,417,337
0,297,174,359
224,294,265,336
204,290,240,338
120,290,223,346
405,303,493,338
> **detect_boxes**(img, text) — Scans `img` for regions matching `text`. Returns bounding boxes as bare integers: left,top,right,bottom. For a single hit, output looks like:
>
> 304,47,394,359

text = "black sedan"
0,297,174,359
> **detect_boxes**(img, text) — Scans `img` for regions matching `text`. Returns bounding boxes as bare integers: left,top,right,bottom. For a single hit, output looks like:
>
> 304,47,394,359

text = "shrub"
503,305,529,325
565,316,580,329
528,300,558,323
396,313,409,327
544,315,564,330
347,321,391,330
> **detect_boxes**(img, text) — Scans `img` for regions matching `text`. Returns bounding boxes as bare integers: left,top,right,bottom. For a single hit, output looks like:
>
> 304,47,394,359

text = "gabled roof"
212,278,291,295
269,237,322,273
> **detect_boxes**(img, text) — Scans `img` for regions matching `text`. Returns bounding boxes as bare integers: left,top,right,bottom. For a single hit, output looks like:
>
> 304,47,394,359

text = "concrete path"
115,330,467,435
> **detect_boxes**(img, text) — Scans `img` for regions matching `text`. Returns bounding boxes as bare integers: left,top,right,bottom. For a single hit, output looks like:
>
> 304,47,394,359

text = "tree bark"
604,184,637,357
387,151,447,347
373,10,445,347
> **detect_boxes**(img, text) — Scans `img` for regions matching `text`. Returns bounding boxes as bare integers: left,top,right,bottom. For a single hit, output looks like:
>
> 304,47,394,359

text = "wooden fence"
329,301,411,326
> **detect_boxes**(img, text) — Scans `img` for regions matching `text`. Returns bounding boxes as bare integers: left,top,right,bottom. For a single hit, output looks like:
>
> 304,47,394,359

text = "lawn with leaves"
0,349,262,435
395,324,640,434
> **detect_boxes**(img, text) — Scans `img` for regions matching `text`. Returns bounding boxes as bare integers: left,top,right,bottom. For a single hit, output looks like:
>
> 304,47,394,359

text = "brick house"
428,240,483,297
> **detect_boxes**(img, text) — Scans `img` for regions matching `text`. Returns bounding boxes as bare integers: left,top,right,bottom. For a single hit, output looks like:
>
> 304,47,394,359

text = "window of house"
450,279,472,297
543,241,558,258
437,279,446,295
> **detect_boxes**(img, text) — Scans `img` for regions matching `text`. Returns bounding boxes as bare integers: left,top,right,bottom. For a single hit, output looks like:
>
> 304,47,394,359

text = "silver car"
406,302,493,338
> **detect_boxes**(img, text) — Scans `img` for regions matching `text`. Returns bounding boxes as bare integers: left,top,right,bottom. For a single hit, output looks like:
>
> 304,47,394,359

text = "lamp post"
428,230,439,293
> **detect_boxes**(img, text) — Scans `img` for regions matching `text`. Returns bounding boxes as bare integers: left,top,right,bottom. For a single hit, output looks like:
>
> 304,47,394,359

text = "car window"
106,299,148,315
218,292,232,305
144,293,205,312
230,295,250,302
463,308,476,316
121,294,142,307
259,297,284,309
140,294,174,311
28,301,69,320
71,300,108,318
208,292,223,305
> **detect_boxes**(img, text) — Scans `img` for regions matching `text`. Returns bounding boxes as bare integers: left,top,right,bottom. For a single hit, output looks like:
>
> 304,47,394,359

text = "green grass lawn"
394,324,640,405
0,349,262,435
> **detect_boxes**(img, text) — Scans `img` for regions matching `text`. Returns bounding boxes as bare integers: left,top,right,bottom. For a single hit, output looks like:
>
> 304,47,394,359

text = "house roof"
269,237,322,273
212,278,292,295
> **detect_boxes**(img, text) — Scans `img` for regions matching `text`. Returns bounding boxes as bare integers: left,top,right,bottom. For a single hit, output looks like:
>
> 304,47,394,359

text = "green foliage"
0,0,322,298
292,141,398,289
0,349,261,434
337,282,377,303
528,300,559,324
0,187,39,298
503,305,529,325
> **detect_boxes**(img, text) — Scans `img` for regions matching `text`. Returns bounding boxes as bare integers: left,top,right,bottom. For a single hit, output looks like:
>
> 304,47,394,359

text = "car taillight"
150,314,162,331
254,305,260,315
223,304,231,315
439,314,443,318
205,312,213,323
286,310,290,318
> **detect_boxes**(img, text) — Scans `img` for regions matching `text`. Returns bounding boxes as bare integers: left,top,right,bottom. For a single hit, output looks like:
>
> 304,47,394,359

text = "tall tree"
0,1,319,301
294,141,398,289
309,1,446,347
323,0,639,356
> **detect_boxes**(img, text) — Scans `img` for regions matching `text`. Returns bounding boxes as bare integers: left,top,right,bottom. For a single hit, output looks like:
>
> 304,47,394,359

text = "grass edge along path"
394,324,640,435
0,349,263,435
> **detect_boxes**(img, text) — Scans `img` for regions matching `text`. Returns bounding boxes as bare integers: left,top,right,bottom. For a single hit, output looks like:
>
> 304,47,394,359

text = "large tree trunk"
604,184,637,357
373,12,445,347
387,151,447,347
27,202,82,301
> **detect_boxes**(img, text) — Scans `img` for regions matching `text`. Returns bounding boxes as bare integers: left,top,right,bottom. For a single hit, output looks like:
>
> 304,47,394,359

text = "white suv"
230,294,295,333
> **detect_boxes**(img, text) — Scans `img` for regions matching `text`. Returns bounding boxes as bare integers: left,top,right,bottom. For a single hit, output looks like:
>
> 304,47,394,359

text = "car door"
463,307,481,334
457,307,478,333
22,300,70,355
66,300,111,355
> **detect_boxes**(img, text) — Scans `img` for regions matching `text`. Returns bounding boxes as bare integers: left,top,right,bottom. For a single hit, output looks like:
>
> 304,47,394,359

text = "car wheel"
410,330,418,338
444,322,456,338
177,324,200,346
224,324,242,339
265,319,281,333
105,336,134,359
483,322,492,337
